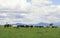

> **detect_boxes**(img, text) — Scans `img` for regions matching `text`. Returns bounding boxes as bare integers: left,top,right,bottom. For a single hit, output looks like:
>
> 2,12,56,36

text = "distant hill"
11,22,60,26
35,22,49,26
11,23,25,25
54,22,60,26
15,23,25,25
11,22,49,26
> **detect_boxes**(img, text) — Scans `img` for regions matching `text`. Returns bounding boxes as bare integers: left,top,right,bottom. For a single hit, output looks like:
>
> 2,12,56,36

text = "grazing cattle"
30,25,33,28
35,26,39,28
52,26,58,28
4,24,12,28
16,25,25,28
25,25,29,28
46,26,50,28
39,26,44,28
46,23,54,28
46,25,58,28
12,25,17,28
35,26,44,28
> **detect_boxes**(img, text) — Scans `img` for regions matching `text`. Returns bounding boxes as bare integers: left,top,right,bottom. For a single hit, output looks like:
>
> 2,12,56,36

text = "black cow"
35,26,44,28
25,25,29,28
30,25,33,28
39,26,44,28
35,26,38,28
4,24,12,28
16,25,25,28
52,26,58,28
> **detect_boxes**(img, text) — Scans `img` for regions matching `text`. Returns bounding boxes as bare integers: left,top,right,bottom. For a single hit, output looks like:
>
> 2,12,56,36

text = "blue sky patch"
27,0,31,2
52,0,60,5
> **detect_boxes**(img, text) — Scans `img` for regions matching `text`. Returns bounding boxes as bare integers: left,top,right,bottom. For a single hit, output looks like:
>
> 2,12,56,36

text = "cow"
16,25,25,28
35,26,44,28
30,25,33,28
4,24,12,28
52,26,58,28
25,25,29,28
12,25,17,28
38,26,44,28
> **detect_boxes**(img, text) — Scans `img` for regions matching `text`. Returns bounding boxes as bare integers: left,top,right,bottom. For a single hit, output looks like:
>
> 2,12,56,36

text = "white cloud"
0,0,31,11
24,0,60,24
0,0,60,24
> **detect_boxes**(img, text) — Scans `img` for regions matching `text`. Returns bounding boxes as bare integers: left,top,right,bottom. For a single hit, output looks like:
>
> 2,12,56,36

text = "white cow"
12,25,17,28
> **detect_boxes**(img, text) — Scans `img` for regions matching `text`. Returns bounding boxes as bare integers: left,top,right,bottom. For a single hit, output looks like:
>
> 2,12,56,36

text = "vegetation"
0,26,60,38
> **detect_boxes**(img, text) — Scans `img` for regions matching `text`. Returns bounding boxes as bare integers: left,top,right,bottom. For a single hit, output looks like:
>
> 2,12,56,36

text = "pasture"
0,26,60,38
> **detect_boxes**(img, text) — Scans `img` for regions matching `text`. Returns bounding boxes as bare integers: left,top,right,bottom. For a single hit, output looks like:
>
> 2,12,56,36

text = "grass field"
0,27,60,38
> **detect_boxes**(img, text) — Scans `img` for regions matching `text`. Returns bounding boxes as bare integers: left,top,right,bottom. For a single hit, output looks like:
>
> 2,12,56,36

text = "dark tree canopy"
49,23,53,26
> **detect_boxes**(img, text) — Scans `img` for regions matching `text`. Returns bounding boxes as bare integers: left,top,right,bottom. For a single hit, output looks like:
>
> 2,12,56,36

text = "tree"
49,23,53,26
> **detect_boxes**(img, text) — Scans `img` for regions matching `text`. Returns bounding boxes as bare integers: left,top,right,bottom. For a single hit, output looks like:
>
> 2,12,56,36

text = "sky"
0,0,60,25
52,0,60,5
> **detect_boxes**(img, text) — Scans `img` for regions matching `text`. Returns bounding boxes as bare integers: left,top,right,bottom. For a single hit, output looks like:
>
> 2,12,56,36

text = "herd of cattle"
3,24,58,28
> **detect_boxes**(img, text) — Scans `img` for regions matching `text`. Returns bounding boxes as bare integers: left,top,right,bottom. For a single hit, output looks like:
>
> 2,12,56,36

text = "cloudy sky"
0,0,60,24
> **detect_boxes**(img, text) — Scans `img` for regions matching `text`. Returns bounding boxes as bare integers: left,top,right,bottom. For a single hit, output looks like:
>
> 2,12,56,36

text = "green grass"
0,27,60,38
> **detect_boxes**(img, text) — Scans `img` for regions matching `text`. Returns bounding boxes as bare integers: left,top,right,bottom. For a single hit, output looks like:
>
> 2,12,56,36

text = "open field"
0,27,60,38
